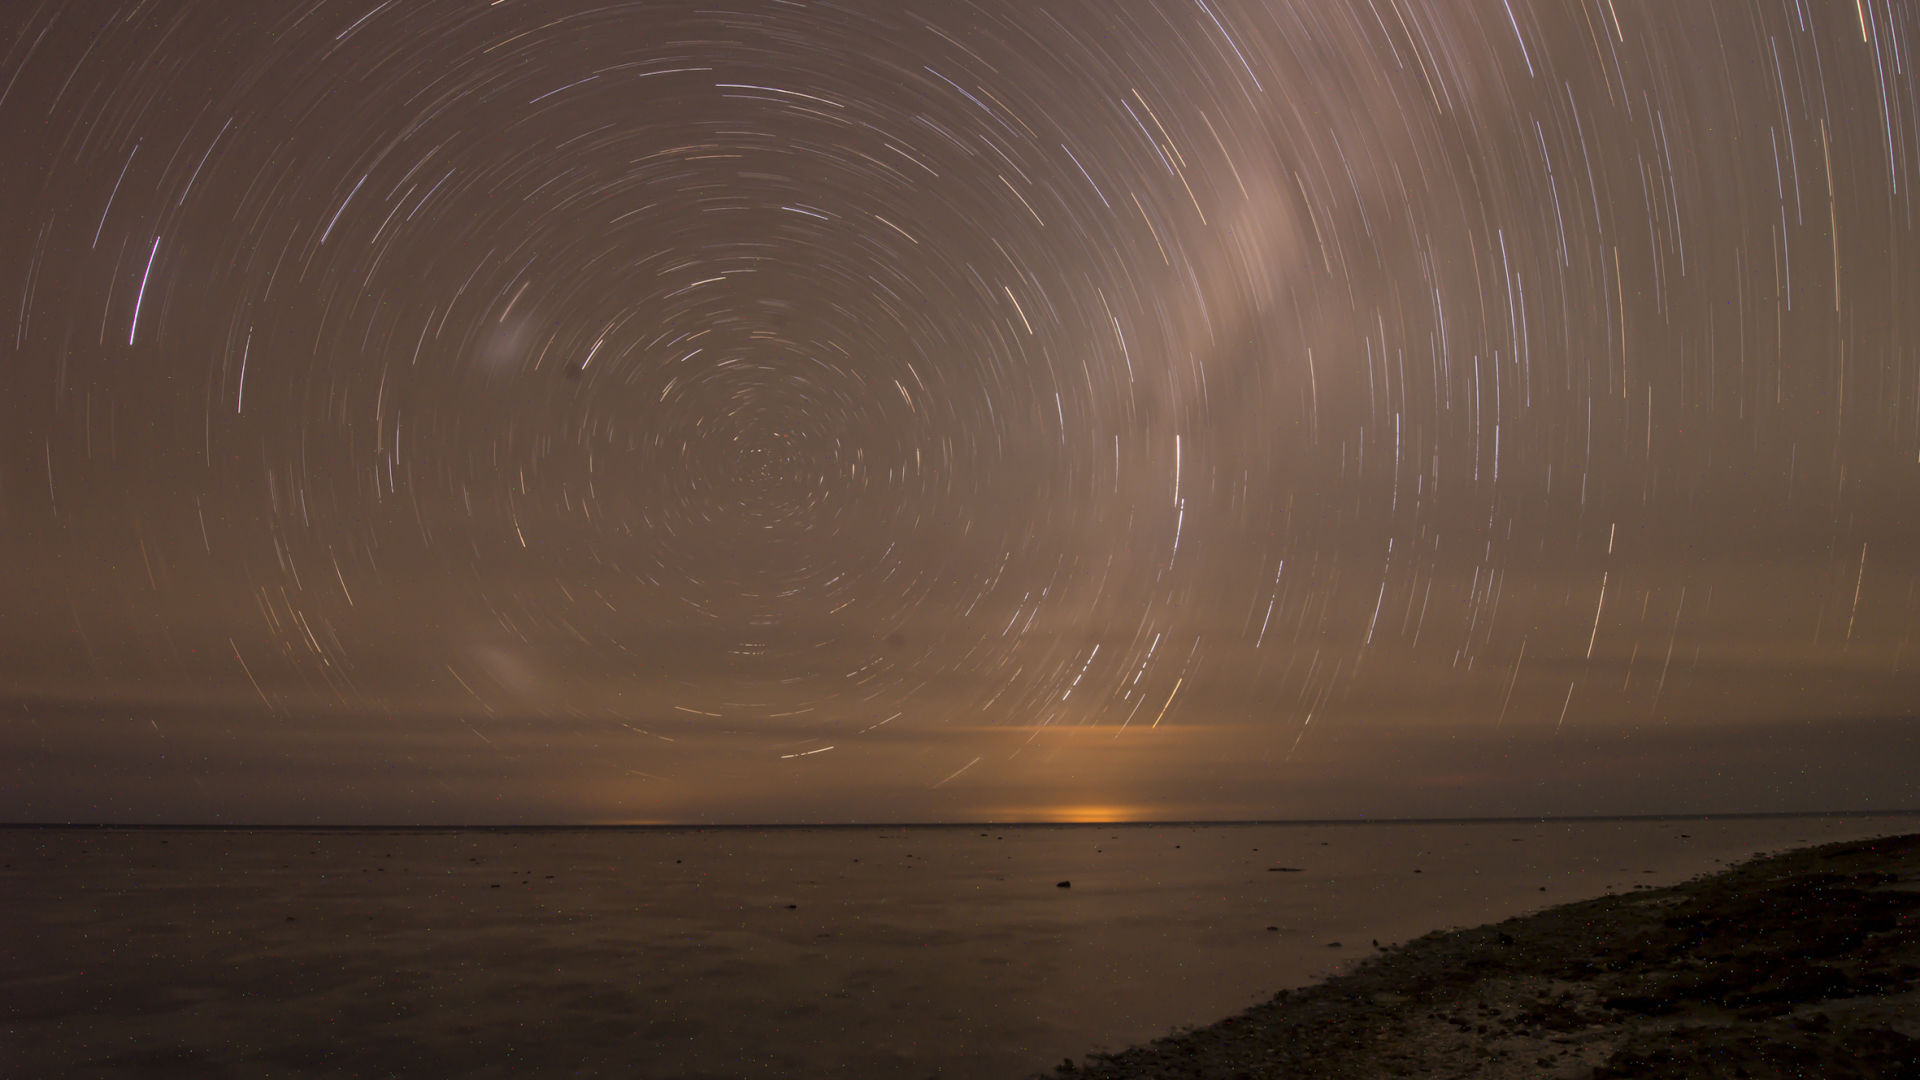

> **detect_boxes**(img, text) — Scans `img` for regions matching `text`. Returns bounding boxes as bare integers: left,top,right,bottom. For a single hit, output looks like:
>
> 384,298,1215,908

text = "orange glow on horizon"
1005,804,1149,824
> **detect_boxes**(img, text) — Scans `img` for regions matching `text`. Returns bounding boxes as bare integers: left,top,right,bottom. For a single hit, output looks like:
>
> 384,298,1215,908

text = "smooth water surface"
6,814,1917,1078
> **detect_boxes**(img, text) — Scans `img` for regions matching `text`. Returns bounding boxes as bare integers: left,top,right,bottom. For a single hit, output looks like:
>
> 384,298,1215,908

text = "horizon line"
5,808,1919,831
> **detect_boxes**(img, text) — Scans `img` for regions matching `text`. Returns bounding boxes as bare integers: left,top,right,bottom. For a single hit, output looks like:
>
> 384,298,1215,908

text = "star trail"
2,0,1917,823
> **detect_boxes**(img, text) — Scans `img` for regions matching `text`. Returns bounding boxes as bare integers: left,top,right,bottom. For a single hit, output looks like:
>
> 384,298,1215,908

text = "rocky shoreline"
1047,833,1920,1079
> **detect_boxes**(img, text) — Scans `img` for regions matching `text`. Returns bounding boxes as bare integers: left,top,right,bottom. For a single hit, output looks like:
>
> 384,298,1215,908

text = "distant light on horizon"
1,0,1918,824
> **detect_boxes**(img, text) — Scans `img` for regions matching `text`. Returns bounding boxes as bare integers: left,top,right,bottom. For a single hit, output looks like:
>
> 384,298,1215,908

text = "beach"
1063,832,1920,1079
4,817,1916,1078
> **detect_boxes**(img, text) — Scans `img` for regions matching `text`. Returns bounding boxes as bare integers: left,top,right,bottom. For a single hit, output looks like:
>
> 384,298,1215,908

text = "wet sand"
1057,833,1920,1079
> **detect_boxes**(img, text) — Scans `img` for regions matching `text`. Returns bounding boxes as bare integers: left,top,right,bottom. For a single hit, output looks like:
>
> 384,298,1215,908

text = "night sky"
3,0,1918,824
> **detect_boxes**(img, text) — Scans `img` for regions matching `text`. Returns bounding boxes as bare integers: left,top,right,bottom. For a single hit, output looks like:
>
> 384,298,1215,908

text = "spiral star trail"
2,0,1918,823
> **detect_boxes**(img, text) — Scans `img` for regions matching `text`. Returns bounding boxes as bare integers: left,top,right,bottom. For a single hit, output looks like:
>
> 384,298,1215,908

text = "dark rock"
1057,880,1072,888
1602,993,1679,1016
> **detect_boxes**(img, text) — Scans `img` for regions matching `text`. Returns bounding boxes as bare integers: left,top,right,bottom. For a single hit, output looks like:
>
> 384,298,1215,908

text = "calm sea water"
6,814,1917,1078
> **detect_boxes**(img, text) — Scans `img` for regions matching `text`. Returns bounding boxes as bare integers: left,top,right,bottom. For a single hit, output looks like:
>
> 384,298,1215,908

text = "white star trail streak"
0,0,1916,823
